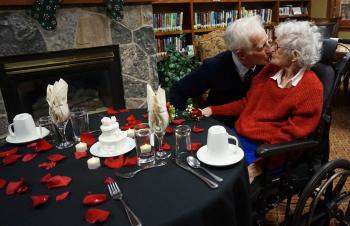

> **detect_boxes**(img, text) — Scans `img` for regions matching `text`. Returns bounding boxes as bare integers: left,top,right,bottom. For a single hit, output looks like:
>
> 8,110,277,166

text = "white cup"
8,113,37,140
207,125,239,155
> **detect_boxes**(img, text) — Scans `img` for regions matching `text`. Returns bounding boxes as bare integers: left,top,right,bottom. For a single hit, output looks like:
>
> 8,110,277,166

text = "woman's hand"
201,107,212,117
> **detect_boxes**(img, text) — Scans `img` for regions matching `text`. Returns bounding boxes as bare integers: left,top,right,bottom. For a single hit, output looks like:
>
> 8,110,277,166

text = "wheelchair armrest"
256,139,319,158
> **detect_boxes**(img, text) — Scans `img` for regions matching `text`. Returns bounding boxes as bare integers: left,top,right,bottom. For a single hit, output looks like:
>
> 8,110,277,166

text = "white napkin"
146,84,169,130
46,79,70,123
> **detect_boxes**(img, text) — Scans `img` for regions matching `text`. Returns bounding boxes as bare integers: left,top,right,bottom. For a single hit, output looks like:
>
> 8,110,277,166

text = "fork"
107,182,142,226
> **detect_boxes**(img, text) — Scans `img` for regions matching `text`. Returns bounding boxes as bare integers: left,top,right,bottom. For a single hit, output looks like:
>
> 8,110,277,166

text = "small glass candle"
140,144,151,154
126,128,135,138
87,157,100,170
75,142,87,152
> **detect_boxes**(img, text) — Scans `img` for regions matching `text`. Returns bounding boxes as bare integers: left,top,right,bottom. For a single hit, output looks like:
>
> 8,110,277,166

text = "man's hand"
201,107,212,117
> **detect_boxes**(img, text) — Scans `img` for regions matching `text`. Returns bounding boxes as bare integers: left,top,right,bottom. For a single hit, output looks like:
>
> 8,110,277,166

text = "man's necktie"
243,69,254,84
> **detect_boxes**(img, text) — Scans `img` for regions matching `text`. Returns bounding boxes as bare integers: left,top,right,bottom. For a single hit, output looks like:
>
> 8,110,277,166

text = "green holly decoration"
31,0,61,31
104,0,124,21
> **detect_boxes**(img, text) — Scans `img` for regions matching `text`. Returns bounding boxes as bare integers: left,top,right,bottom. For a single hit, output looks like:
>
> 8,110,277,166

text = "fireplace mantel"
0,0,152,7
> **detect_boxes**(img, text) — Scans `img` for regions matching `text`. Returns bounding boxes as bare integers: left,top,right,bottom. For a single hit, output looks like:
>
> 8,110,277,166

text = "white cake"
98,116,127,152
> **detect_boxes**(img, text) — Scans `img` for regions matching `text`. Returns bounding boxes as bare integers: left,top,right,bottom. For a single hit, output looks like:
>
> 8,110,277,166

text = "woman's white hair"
275,20,322,67
224,16,266,51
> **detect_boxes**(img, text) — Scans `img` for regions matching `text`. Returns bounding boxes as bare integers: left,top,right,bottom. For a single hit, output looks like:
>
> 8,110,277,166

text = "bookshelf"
152,0,311,54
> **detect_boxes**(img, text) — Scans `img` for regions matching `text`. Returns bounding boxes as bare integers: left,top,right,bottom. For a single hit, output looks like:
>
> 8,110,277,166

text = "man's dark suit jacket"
170,50,263,126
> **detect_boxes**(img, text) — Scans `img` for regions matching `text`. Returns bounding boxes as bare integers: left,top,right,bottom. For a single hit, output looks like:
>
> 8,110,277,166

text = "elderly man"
169,16,272,126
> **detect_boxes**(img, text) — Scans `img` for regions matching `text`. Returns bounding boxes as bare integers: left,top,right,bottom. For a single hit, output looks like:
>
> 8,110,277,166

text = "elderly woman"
202,20,323,182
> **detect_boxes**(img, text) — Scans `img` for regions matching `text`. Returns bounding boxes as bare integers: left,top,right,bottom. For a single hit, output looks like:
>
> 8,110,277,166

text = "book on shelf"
194,10,238,30
241,7,272,24
155,36,187,54
153,12,183,32
279,5,308,16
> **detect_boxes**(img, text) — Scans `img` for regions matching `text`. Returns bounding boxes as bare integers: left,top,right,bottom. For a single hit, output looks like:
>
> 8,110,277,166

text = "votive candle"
87,157,101,170
140,144,151,153
126,128,135,138
75,142,87,152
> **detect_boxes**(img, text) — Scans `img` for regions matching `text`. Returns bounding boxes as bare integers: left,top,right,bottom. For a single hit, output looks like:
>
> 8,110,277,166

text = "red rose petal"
123,156,137,166
191,142,203,152
17,185,29,194
22,153,38,162
171,119,186,125
165,127,174,135
6,178,25,195
0,147,18,158
107,107,119,115
191,108,202,118
118,109,129,113
38,161,56,170
36,139,53,152
192,126,204,133
74,151,88,160
3,154,22,165
142,113,148,118
162,143,171,151
47,175,72,189
26,142,37,149
104,156,124,169
47,154,66,162
83,194,107,206
84,208,110,224
103,176,114,185
31,195,49,208
0,178,7,188
56,191,70,201
41,173,52,183
80,133,96,146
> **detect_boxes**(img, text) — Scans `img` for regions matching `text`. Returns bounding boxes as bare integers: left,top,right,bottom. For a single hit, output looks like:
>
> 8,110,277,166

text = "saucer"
196,144,244,167
6,127,50,144
90,137,136,157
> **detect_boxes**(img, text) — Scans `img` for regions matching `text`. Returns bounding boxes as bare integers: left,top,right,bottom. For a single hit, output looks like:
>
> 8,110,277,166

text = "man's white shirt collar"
231,52,256,79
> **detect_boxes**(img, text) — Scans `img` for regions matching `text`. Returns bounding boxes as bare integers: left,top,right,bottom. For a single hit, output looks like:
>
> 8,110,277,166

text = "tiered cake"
98,116,127,152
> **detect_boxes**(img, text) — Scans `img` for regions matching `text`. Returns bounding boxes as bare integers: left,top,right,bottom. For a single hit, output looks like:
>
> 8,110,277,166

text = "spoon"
186,156,223,182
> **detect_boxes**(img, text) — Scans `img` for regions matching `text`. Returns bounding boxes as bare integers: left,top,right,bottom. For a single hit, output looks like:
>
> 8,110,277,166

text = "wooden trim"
0,0,152,6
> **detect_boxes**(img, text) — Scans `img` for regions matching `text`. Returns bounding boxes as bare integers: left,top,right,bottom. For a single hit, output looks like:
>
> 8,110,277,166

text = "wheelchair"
250,38,350,226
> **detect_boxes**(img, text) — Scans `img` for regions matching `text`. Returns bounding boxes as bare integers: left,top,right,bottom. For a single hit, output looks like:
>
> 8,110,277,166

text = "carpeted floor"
264,90,350,225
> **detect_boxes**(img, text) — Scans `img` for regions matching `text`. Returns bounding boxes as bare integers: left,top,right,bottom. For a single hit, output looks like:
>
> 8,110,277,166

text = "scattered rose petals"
41,173,52,183
47,154,66,162
162,143,171,151
118,109,129,113
83,194,107,206
191,143,203,152
142,113,148,118
6,178,24,195
0,147,18,158
103,176,114,185
104,156,124,169
123,156,137,166
84,208,110,224
47,175,72,189
0,178,7,188
38,161,56,170
192,126,204,133
26,142,37,149
56,191,70,201
121,115,142,130
80,133,96,146
107,107,118,115
165,127,174,135
17,185,29,194
191,108,202,118
35,140,53,152
22,153,38,162
171,119,186,125
74,151,88,160
31,195,49,208
3,154,22,165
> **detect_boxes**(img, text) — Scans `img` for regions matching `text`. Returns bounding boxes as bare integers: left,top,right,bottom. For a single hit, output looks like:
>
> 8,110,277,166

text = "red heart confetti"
41,173,52,183
191,143,203,152
104,156,124,169
84,208,110,224
47,154,66,162
165,127,174,135
22,153,38,162
38,161,56,170
103,176,114,185
0,178,7,188
3,154,23,165
171,119,186,125
56,191,70,201
31,195,49,208
123,156,137,166
47,175,72,189
74,151,88,160
83,194,107,206
0,147,18,158
192,126,204,133
6,178,25,195
162,143,171,151
80,133,96,146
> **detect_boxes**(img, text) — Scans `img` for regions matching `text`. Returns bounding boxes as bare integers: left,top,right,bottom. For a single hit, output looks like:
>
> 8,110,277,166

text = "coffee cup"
8,113,37,140
206,125,239,155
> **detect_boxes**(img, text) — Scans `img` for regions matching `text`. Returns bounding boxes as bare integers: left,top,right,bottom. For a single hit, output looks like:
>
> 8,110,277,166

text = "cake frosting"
98,116,127,152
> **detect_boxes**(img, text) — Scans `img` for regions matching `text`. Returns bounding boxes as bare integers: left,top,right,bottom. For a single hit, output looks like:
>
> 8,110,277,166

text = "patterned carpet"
264,91,350,225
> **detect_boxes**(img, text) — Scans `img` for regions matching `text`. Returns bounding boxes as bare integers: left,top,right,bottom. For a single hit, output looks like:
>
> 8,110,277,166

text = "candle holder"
134,123,155,167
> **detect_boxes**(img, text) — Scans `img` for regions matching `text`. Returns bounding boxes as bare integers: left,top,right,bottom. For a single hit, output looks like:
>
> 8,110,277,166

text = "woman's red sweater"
211,64,323,145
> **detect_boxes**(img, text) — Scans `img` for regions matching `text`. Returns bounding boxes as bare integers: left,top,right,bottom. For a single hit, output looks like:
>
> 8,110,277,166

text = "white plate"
6,127,50,144
196,144,244,167
90,137,136,157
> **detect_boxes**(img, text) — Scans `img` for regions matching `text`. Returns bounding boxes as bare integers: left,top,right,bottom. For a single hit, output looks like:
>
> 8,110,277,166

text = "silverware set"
114,161,167,178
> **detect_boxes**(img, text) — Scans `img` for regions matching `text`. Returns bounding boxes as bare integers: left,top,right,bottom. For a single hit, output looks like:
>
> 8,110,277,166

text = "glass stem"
157,133,164,152
58,125,67,143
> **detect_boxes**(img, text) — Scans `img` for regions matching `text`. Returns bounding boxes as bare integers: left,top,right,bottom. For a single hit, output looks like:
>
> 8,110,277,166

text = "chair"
311,17,340,39
250,39,350,225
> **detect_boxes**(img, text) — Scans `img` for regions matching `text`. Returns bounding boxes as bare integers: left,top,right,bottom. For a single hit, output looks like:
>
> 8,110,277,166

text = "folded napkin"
46,79,70,123
146,84,169,130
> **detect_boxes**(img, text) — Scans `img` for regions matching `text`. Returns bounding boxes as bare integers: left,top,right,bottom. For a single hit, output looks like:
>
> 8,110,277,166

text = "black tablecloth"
0,109,252,226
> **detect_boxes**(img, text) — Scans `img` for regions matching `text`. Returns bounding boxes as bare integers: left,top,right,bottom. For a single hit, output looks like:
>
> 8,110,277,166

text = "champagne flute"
50,108,74,149
150,112,171,160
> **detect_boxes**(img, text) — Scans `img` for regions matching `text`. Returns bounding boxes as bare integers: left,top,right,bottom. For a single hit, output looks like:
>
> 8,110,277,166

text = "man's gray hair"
224,16,265,51
275,20,322,67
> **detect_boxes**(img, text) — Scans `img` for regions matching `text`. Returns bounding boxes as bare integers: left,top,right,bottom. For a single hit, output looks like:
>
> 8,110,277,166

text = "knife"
174,159,219,189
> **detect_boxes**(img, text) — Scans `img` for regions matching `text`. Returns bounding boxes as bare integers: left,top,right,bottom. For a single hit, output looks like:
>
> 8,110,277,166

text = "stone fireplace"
0,4,158,139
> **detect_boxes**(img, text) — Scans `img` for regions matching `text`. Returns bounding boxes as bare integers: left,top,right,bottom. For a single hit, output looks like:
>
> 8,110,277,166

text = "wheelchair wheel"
291,159,350,226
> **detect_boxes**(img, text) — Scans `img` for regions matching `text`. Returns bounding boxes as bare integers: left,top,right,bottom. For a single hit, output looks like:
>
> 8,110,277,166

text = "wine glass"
150,114,171,160
50,108,74,149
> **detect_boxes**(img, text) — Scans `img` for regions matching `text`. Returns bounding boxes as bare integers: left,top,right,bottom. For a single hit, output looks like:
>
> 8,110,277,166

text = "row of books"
241,7,273,24
153,12,184,32
279,6,308,16
194,10,238,30
155,37,187,54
